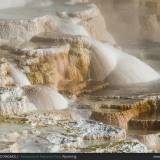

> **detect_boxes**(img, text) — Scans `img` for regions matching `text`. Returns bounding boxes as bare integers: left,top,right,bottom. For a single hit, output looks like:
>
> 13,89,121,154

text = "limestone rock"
0,119,127,153
77,94,160,128
0,87,36,116
128,130,160,152
0,59,30,87
13,37,91,92
85,140,148,153
57,120,126,141
0,0,115,46
16,45,70,88
0,85,70,116
0,16,50,46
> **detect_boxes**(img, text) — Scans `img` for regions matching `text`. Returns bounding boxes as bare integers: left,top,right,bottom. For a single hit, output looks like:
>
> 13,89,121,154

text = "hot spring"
0,0,159,153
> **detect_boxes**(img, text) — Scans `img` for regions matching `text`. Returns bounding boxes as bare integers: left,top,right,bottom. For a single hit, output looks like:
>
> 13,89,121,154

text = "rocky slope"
0,0,159,153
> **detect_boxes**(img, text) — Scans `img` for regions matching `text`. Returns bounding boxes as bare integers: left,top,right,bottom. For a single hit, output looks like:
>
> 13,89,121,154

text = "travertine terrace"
0,0,159,153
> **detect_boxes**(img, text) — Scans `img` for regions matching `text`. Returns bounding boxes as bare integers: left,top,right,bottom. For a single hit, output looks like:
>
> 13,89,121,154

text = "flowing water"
23,86,69,111
90,40,160,84
10,64,31,86
0,0,159,153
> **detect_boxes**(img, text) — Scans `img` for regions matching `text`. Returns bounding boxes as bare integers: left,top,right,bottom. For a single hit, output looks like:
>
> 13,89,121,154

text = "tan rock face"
108,98,157,128
14,40,91,91
78,94,159,129
66,39,91,81
0,0,110,93
0,0,116,92
16,46,69,88
0,0,159,153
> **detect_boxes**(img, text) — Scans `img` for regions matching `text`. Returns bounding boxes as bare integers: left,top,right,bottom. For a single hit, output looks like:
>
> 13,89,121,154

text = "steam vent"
0,0,159,153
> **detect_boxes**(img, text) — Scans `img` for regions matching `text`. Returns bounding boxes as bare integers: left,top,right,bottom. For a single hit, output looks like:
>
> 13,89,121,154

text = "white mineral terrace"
0,0,159,153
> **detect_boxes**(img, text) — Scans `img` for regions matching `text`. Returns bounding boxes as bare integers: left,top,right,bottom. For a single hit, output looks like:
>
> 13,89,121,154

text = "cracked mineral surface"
0,0,159,153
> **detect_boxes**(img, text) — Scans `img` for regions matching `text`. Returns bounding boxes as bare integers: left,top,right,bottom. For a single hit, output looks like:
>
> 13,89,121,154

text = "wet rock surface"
0,120,146,153
0,87,36,116
82,140,148,153
0,0,159,153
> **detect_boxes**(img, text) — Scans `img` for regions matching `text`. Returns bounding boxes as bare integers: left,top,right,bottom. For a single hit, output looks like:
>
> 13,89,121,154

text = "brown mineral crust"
91,98,157,128
129,119,160,130
14,41,91,92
